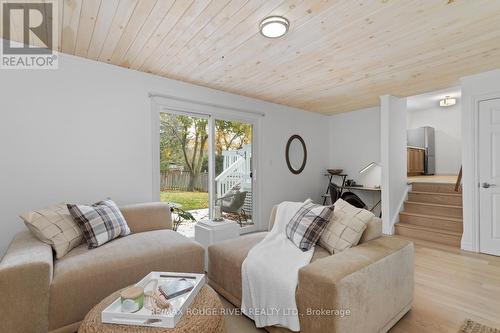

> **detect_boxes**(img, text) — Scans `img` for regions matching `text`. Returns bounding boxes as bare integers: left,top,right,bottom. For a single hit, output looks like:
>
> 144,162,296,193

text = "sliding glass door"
214,119,253,226
157,110,255,236
159,112,210,235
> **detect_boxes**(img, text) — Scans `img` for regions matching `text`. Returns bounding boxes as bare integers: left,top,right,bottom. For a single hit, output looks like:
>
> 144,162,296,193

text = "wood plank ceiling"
6,0,500,114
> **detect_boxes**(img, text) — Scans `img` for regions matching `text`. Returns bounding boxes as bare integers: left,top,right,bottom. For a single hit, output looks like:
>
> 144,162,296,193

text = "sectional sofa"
0,202,205,333
208,206,415,333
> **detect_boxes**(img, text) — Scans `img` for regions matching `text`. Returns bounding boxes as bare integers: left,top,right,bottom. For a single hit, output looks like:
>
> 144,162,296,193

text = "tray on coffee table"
101,272,205,328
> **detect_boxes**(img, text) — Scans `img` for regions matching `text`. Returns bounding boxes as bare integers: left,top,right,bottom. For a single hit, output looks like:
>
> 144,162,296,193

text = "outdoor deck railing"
216,145,252,198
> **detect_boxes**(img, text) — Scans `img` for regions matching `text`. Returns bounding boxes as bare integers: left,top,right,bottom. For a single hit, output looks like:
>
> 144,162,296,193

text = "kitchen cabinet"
407,148,425,176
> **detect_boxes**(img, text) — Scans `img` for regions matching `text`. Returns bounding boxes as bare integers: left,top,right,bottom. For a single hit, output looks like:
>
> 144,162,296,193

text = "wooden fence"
161,171,209,192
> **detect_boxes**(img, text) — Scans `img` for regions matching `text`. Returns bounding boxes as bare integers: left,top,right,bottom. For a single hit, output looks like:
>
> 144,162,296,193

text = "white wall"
407,92,461,175
0,53,330,256
328,107,382,216
460,69,500,252
380,95,408,234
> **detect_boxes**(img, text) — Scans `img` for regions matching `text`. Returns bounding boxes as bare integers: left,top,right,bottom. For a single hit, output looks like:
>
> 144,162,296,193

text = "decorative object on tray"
142,278,173,314
143,279,159,311
327,168,343,175
120,287,144,313
159,278,195,300
149,290,172,314
101,272,205,328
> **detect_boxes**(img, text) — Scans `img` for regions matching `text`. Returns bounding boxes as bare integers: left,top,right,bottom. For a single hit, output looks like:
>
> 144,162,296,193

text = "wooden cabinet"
407,148,425,176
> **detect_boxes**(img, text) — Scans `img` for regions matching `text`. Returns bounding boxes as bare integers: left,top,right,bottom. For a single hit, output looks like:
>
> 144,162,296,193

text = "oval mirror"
286,135,307,174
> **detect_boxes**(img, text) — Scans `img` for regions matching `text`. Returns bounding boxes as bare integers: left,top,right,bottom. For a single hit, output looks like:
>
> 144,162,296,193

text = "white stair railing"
215,156,246,199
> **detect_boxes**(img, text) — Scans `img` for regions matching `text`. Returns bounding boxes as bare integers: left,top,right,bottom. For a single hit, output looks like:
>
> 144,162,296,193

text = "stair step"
408,191,462,206
395,223,462,247
411,182,461,194
404,201,462,218
399,212,463,232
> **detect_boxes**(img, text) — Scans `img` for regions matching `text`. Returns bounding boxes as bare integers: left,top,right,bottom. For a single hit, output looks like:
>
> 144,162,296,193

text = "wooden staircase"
395,182,463,247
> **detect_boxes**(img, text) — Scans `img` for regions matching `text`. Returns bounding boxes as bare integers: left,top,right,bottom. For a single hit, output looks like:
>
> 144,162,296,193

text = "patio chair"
216,190,248,226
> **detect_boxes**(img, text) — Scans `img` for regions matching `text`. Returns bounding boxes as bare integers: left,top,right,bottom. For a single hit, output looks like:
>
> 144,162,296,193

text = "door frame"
463,90,500,252
150,93,263,234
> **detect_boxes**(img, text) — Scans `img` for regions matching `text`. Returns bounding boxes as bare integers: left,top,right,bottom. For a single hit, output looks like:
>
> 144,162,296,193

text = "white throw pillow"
20,203,83,259
319,198,374,254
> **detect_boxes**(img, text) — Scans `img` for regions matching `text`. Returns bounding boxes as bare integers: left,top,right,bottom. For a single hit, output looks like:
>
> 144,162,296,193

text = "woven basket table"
79,285,226,333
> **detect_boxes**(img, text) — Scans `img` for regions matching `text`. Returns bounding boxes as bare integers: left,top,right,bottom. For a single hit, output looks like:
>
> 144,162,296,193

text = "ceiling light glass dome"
260,16,289,38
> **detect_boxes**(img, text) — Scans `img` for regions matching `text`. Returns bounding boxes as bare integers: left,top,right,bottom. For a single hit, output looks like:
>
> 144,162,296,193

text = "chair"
341,191,367,209
329,182,342,204
216,190,248,225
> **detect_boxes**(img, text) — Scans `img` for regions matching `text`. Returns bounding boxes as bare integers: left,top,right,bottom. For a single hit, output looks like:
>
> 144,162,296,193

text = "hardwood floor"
221,237,500,332
389,237,500,333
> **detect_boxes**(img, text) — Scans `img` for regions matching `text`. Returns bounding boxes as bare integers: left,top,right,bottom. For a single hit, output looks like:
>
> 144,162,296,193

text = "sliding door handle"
482,182,496,188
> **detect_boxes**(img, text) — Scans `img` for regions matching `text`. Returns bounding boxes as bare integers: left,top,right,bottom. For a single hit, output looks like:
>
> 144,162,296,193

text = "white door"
479,99,500,256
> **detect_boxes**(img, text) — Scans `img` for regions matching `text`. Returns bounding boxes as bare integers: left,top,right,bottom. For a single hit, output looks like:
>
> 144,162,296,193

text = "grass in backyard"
160,191,209,211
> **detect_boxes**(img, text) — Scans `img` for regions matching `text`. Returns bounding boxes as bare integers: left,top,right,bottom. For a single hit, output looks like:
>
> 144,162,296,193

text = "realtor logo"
1,0,58,69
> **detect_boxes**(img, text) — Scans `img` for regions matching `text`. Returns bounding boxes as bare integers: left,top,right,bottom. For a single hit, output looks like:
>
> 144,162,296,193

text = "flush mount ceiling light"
260,16,289,38
439,96,457,107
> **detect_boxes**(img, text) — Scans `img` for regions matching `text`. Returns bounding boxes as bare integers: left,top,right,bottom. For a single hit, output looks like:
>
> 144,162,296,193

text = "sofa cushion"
207,232,329,306
120,202,172,233
49,229,204,330
319,198,373,254
20,203,83,259
359,216,383,244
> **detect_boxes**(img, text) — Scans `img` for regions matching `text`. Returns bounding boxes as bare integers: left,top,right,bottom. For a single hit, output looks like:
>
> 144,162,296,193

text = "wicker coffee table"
79,285,226,333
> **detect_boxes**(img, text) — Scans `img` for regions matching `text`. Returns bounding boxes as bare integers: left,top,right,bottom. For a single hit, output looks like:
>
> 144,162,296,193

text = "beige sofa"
0,202,204,333
208,206,414,333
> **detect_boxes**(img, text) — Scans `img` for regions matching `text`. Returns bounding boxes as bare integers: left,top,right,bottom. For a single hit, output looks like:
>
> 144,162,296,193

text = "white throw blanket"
241,202,314,331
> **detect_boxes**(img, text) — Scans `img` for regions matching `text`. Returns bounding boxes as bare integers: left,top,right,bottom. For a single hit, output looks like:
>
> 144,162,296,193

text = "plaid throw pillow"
67,199,131,249
286,202,335,251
